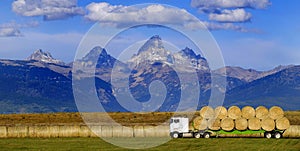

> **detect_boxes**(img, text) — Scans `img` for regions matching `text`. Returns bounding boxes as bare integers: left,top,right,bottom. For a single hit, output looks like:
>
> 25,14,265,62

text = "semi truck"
169,117,285,139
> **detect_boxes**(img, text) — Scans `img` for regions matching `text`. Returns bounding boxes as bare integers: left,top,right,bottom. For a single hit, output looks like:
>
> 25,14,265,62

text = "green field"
0,138,299,151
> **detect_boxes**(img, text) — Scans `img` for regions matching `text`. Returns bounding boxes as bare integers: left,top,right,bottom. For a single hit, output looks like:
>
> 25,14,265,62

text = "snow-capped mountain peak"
128,35,174,66
82,46,106,61
127,35,209,70
27,49,64,65
79,46,117,68
178,47,198,59
137,35,164,54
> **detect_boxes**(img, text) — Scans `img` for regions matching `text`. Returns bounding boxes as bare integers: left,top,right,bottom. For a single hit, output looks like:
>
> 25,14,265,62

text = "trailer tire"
203,132,210,138
194,133,201,138
171,132,179,138
274,132,282,139
264,132,272,139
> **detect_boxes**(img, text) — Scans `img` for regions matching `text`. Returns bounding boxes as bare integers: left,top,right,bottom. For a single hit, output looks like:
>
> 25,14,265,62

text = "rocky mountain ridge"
0,35,299,113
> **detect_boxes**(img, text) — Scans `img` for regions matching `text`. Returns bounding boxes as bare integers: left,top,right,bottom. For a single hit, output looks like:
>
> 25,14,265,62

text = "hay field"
0,111,299,126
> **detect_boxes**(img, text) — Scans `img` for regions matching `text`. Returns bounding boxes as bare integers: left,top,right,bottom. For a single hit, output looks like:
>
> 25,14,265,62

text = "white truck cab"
169,117,190,138
169,116,211,138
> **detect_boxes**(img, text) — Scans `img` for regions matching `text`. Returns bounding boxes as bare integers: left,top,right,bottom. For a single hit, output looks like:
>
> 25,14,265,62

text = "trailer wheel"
274,132,282,139
171,132,179,138
264,132,272,139
194,133,201,138
203,132,210,138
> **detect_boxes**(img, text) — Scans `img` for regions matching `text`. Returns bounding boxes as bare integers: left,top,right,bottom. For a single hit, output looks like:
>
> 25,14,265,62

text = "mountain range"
0,35,299,113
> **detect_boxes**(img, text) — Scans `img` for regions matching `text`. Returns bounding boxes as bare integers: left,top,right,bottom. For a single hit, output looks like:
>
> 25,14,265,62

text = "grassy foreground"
0,137,299,151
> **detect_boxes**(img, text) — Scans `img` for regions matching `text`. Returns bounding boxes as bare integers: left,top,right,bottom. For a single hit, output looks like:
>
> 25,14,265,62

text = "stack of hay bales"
192,106,290,132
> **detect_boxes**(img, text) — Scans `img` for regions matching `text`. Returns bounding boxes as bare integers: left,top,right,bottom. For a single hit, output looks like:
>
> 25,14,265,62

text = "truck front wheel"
171,132,179,138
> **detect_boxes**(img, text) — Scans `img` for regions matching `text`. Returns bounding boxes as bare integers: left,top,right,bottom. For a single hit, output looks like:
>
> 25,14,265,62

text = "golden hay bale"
189,123,195,131
122,126,134,137
221,117,234,131
255,106,269,119
214,106,227,119
248,117,261,130
242,106,255,119
283,125,300,138
200,106,214,119
269,106,284,120
7,126,28,138
235,117,248,131
0,126,7,138
261,117,275,131
208,118,221,130
28,126,50,138
276,117,290,130
152,125,169,137
228,106,241,119
193,116,207,130
133,126,144,137
90,125,101,137
59,125,80,137
49,126,59,138
78,125,92,137
112,126,123,137
101,125,113,138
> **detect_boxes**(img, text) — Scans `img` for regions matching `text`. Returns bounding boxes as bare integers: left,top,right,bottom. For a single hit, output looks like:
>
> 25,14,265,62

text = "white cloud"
191,0,270,23
85,2,197,28
84,2,257,32
191,0,271,9
12,0,84,20
0,21,39,37
209,9,252,22
0,28,23,37
204,22,256,32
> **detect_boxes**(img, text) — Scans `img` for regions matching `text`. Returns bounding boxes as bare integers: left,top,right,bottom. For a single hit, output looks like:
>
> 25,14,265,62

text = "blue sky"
0,0,299,70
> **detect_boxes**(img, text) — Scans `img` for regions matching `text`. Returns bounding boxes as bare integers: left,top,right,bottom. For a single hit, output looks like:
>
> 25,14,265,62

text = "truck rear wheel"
264,132,272,139
203,132,210,138
194,133,201,138
171,132,179,138
274,132,282,139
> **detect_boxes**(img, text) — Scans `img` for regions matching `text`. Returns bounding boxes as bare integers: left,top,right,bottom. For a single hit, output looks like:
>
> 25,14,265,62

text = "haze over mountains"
0,35,299,113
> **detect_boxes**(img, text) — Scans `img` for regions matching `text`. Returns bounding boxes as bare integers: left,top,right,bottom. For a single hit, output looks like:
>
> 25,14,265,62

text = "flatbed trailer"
170,117,285,139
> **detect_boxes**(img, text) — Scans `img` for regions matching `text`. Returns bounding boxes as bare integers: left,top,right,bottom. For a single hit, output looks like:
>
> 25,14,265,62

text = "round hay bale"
228,106,241,119
255,106,269,119
193,116,207,130
235,117,248,131
189,123,195,131
200,106,214,119
276,117,290,130
208,118,221,130
261,117,275,131
248,117,261,130
269,106,284,120
214,106,227,119
242,106,255,119
283,125,300,138
221,117,234,131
